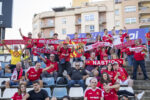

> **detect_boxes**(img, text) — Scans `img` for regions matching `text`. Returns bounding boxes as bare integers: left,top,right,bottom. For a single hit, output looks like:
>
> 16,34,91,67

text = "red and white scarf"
11,68,23,81
85,59,123,66
84,42,112,51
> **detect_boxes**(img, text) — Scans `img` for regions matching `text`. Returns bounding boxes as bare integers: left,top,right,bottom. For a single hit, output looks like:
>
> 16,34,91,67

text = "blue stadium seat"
42,88,51,97
42,77,55,86
52,87,67,98
4,73,12,78
1,62,9,69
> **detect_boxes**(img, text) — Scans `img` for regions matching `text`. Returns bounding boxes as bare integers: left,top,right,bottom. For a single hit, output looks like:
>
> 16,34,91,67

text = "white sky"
5,0,104,39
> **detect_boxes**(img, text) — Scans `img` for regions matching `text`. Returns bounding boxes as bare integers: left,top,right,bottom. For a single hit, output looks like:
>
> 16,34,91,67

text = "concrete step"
127,74,150,80
134,90,150,97
126,68,150,72
145,60,150,66
133,85,150,90
133,80,150,85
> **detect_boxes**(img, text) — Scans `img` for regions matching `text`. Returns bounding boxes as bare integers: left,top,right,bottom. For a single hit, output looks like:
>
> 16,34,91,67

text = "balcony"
41,23,55,29
138,0,150,3
139,7,150,14
99,18,106,24
139,18,150,27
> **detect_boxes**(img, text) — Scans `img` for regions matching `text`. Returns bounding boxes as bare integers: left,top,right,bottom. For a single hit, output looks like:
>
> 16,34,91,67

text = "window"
115,0,122,4
62,28,66,34
77,18,81,24
47,19,54,26
90,25,94,32
85,14,94,21
125,18,136,24
62,18,66,24
50,30,54,37
115,9,119,15
85,25,94,32
115,20,120,27
125,6,136,12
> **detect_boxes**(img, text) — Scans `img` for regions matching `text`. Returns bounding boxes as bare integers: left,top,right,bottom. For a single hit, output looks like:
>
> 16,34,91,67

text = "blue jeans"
133,60,148,80
10,80,19,86
0,70,4,77
27,48,33,62
127,55,134,66
68,80,85,89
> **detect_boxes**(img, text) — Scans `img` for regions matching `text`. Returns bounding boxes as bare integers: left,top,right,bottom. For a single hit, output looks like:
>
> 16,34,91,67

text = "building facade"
114,0,150,30
32,0,114,39
32,0,150,39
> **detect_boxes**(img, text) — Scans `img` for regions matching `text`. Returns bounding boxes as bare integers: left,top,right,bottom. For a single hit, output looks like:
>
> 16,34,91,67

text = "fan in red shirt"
19,28,33,49
102,29,113,44
113,62,133,87
84,77,104,100
100,47,108,60
97,72,120,100
129,39,149,80
58,42,72,76
19,28,33,61
52,33,59,51
124,35,134,68
25,62,53,87
39,54,58,80
12,83,26,100
101,63,115,80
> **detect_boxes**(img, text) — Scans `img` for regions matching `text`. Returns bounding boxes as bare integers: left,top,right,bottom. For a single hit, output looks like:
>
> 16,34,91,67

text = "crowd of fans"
0,27,150,100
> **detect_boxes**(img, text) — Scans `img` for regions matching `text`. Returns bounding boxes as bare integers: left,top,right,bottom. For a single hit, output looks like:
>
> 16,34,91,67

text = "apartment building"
32,0,150,39
32,0,115,39
114,0,150,29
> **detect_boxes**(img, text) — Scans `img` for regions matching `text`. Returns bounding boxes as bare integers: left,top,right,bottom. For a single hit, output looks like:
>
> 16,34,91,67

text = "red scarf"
86,59,123,66
84,42,112,51
32,48,58,54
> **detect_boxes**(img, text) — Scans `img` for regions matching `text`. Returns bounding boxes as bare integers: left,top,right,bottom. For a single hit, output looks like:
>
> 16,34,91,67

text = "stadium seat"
0,88,1,98
2,88,17,98
42,77,55,86
42,88,51,97
1,62,9,69
52,87,67,98
41,62,46,68
26,88,33,92
119,87,134,93
5,55,11,62
85,77,93,86
0,78,10,86
33,56,38,62
69,87,84,98
4,73,12,78
0,56,5,62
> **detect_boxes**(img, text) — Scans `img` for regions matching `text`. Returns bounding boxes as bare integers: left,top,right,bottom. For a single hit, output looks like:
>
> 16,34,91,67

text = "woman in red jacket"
97,72,120,100
12,83,26,100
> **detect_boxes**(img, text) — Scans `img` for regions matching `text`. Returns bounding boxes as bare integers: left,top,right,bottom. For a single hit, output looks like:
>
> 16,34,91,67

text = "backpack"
57,77,68,84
